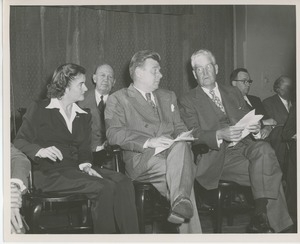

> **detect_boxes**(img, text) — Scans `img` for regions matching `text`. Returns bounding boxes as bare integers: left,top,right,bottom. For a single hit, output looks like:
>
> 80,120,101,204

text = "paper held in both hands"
154,129,196,156
228,109,263,147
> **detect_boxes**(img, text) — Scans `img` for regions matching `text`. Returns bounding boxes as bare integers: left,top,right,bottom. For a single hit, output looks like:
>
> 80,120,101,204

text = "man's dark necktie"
209,89,226,114
145,93,158,116
98,95,106,142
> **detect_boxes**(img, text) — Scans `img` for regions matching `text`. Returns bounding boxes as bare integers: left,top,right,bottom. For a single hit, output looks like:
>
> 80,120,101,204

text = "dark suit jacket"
179,84,250,189
11,143,31,189
78,90,106,152
262,94,289,126
262,94,290,168
105,84,187,177
14,99,93,172
247,95,269,120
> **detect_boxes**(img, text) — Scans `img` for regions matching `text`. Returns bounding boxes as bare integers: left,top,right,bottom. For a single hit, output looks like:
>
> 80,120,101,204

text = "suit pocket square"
171,104,175,112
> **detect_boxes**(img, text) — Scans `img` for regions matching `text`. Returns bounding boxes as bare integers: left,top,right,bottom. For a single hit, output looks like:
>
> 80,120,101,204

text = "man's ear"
92,74,96,84
112,79,116,87
192,70,197,80
214,64,219,75
232,80,237,86
135,67,142,79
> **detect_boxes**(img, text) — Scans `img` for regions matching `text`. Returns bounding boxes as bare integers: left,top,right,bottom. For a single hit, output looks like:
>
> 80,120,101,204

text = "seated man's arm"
11,144,31,234
105,94,151,152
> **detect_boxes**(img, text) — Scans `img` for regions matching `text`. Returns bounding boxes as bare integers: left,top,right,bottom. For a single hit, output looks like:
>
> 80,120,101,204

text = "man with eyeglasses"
179,49,293,233
230,68,277,139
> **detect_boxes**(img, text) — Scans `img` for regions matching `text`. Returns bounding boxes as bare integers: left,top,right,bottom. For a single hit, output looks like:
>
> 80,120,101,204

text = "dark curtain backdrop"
10,5,233,112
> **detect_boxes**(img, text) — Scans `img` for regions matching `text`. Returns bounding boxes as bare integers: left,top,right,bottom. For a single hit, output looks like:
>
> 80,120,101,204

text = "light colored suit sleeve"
11,144,31,189
105,93,149,153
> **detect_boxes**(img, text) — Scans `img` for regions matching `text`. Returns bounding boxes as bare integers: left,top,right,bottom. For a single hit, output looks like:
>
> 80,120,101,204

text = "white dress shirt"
278,95,290,112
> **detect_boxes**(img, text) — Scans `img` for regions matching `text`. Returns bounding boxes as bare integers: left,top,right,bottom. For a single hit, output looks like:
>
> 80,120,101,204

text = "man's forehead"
193,54,213,65
96,65,114,74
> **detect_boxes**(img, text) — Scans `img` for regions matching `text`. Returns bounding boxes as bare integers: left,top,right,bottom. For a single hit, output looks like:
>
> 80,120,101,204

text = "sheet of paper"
154,129,195,155
228,109,263,147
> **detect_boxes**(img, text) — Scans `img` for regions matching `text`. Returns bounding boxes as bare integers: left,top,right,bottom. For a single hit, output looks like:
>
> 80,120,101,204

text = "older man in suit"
178,49,292,233
262,76,293,170
105,50,201,233
230,68,277,140
78,64,116,167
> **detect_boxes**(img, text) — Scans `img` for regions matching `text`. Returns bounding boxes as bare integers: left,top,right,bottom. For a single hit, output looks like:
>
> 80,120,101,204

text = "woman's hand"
38,146,63,162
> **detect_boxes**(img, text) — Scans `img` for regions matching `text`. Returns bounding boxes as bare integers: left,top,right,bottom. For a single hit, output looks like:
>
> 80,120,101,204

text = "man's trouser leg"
221,140,293,232
133,142,201,233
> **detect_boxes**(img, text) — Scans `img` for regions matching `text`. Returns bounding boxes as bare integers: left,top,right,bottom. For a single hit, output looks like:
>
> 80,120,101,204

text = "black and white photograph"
2,0,299,243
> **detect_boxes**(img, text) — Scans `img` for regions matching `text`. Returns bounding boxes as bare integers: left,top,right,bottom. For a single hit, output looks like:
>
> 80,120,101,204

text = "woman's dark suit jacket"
14,99,93,173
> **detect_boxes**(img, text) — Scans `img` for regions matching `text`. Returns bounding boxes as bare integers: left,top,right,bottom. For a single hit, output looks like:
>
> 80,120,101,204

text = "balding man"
78,64,116,165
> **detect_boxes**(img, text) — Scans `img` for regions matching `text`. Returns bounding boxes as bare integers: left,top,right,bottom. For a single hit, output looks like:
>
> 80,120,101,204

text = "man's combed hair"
191,49,216,68
129,50,161,80
230,68,248,84
47,63,86,99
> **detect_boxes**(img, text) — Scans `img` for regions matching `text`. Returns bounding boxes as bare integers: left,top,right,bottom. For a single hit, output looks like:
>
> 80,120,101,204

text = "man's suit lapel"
127,84,160,123
153,90,170,136
195,86,221,126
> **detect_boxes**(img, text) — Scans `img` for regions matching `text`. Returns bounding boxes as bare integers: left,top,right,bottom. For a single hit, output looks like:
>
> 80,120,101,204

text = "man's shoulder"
180,87,198,101
262,94,277,104
155,88,174,97
247,94,261,102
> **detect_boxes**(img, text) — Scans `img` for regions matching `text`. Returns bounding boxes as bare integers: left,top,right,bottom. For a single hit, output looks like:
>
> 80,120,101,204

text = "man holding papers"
105,50,201,233
179,49,292,233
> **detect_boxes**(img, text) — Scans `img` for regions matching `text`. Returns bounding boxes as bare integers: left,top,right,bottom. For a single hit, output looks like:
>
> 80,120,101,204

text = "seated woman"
13,63,139,234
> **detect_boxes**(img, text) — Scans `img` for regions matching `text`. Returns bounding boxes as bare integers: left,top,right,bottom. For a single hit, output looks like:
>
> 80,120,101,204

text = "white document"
154,129,196,156
228,109,263,147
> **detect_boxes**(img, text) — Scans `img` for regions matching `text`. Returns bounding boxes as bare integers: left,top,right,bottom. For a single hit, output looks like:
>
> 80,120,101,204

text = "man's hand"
147,136,174,149
260,126,272,139
38,146,63,162
216,126,244,142
11,184,23,234
246,122,261,134
262,118,277,126
82,166,103,178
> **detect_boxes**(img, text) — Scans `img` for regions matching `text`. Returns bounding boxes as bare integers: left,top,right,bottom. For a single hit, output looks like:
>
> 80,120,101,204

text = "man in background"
78,64,116,167
230,68,277,139
262,76,293,170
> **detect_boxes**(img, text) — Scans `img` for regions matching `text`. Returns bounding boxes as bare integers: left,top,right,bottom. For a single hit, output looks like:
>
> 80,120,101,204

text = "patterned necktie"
97,95,106,141
209,89,226,114
145,93,158,116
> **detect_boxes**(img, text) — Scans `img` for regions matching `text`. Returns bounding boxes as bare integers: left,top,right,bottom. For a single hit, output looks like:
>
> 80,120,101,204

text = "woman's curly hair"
47,63,86,99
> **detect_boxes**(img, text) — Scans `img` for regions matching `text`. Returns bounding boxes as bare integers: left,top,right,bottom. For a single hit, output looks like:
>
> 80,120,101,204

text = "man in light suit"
78,64,116,166
105,50,201,233
179,49,292,233
262,76,293,170
230,68,277,140
11,144,31,234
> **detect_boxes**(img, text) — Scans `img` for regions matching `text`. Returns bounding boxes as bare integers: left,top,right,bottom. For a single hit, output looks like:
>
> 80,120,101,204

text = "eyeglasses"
235,79,253,85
